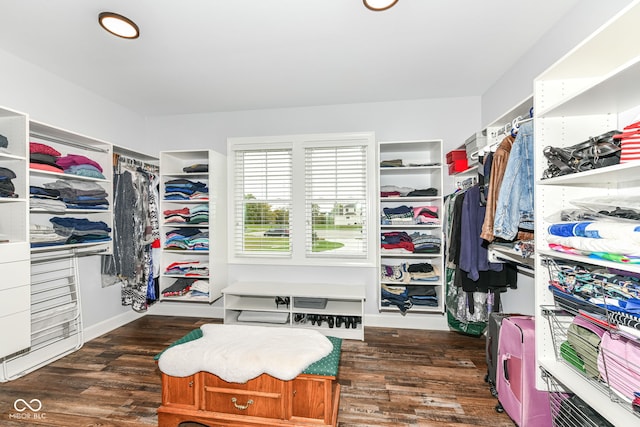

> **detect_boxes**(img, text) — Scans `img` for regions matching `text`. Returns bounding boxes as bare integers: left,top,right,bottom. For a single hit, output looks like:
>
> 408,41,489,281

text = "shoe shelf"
222,281,365,340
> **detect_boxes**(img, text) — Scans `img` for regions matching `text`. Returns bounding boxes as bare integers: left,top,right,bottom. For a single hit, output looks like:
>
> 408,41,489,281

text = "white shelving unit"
28,120,113,255
534,2,640,425
2,114,111,379
222,281,365,340
378,139,444,314
0,106,30,360
159,150,227,303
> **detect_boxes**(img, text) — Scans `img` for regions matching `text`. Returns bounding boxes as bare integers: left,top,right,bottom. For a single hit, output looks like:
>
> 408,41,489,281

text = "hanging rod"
30,132,109,153
490,115,534,139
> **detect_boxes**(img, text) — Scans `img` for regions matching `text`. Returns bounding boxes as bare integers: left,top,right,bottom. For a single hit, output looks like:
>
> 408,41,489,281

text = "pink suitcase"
496,315,552,427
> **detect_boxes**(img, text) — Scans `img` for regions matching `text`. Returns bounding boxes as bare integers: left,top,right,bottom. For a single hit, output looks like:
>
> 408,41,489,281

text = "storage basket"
544,369,614,427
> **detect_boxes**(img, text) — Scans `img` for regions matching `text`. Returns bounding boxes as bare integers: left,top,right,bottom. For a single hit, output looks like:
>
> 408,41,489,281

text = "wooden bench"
155,329,342,427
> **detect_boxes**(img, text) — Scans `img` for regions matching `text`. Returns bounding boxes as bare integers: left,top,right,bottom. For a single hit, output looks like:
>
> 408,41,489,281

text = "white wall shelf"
534,1,640,424
28,120,113,255
222,281,365,340
158,149,227,304
378,139,444,314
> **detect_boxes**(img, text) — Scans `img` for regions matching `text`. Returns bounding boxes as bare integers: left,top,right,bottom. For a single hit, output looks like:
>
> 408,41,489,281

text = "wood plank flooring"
0,315,517,426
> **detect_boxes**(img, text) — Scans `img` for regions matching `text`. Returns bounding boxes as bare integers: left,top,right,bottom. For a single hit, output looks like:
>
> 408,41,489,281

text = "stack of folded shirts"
42,179,109,210
30,185,66,212
381,231,414,253
164,260,210,276
182,163,208,173
164,179,208,200
161,278,195,297
56,154,105,179
30,223,68,247
407,285,438,307
381,205,414,225
409,232,441,253
406,262,440,282
30,142,63,173
49,216,111,245
614,121,640,163
0,167,17,198
164,228,209,250
413,206,439,224
189,279,210,298
163,204,209,224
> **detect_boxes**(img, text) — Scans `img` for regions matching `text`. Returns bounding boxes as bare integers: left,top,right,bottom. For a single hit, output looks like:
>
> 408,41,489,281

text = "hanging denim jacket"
493,120,534,240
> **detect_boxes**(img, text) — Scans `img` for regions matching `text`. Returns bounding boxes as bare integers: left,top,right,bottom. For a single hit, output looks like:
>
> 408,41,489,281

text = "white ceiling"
0,0,581,116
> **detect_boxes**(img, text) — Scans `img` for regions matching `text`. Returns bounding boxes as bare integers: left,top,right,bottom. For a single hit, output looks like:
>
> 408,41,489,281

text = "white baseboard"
83,304,448,343
363,313,450,331
147,301,225,318
83,310,147,342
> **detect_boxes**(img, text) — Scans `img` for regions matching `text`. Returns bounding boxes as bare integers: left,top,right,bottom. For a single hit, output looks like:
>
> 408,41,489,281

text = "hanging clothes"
493,120,535,240
480,134,515,242
444,181,518,335
444,189,486,336
101,155,159,312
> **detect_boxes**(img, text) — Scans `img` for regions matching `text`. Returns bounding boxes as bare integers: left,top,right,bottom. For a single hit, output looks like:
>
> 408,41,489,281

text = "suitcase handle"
503,357,509,381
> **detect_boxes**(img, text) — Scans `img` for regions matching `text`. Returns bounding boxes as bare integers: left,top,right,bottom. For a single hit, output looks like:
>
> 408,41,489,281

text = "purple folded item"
56,154,103,173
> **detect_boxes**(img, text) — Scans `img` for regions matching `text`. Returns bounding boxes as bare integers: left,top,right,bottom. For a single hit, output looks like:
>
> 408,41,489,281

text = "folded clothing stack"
0,167,17,198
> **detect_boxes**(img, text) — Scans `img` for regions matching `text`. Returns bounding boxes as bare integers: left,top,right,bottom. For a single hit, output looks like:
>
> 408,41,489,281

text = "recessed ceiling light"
98,12,139,39
363,0,399,11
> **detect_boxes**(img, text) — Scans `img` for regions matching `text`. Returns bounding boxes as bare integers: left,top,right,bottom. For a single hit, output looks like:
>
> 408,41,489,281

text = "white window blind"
304,145,368,258
233,149,292,256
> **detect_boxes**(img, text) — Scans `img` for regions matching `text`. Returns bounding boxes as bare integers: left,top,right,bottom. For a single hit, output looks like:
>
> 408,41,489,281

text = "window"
232,148,292,256
305,145,368,257
228,132,376,266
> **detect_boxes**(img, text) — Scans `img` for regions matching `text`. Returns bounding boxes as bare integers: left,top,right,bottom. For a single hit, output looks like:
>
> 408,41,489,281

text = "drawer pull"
231,397,254,410
188,381,193,387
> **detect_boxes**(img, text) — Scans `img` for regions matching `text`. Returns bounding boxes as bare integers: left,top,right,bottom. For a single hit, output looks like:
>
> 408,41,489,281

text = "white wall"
481,0,635,126
144,97,481,192
0,48,148,334
145,97,481,329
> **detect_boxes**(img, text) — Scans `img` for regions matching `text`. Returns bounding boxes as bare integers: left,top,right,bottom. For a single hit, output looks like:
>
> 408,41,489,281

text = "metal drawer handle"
231,397,254,410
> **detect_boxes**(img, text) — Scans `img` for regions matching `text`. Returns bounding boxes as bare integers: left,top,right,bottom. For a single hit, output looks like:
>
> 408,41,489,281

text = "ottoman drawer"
202,372,288,419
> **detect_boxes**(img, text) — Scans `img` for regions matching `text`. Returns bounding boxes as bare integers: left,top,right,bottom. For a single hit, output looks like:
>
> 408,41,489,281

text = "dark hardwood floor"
0,315,517,427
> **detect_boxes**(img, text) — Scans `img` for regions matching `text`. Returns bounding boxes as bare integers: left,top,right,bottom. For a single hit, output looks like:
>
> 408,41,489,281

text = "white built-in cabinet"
222,282,365,340
534,1,640,425
0,106,30,359
159,150,227,303
377,140,445,314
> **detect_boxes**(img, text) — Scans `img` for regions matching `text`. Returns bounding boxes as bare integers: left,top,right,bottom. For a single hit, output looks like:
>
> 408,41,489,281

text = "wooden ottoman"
155,329,342,427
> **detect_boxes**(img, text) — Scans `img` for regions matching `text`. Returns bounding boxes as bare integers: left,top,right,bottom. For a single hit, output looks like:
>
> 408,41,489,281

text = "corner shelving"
159,150,227,304
534,1,640,425
377,139,444,314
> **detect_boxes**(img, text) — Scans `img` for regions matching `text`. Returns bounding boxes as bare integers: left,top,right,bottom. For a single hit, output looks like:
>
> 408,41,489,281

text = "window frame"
227,132,377,267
